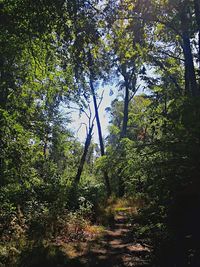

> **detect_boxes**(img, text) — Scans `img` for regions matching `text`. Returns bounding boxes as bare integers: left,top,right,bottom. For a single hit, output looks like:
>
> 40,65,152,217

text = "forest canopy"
0,0,200,266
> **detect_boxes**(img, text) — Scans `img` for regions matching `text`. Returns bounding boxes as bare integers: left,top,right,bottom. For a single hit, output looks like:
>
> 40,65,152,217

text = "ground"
62,208,152,267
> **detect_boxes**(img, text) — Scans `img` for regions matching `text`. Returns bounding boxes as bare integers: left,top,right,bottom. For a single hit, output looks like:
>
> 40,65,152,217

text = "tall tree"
105,0,147,195
88,51,112,196
140,0,200,96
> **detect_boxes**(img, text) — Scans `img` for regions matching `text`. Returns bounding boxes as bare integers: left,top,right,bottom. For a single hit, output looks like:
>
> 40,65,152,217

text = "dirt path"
68,209,151,267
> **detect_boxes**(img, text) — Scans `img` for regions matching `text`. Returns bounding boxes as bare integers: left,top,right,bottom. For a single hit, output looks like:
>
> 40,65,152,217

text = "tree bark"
120,81,129,138
89,77,111,197
118,70,130,197
118,64,133,197
180,3,199,96
182,33,199,96
74,124,94,185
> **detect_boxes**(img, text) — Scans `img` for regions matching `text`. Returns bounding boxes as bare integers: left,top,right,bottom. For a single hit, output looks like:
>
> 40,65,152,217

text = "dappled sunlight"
1,0,200,266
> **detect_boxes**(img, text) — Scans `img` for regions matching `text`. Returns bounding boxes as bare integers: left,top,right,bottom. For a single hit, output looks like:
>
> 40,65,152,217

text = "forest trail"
67,208,151,267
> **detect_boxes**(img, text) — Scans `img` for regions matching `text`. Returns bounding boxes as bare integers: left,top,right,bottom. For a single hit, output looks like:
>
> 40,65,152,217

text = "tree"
105,0,148,195
73,98,95,185
88,52,112,196
142,0,199,96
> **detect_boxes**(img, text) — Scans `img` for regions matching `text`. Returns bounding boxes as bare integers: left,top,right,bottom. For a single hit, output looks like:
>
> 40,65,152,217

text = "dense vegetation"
1,0,200,266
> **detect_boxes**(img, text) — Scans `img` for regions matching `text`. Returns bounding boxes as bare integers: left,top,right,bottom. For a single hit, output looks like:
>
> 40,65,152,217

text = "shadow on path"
19,210,152,267
69,210,152,267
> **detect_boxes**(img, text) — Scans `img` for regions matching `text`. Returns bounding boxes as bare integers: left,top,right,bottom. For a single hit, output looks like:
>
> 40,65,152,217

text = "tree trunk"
118,169,125,197
89,77,111,197
118,71,130,197
180,3,199,96
74,124,94,185
194,0,200,86
120,82,129,138
182,33,199,96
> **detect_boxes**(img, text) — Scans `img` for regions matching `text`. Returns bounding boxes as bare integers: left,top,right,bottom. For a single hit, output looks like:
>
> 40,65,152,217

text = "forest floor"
62,207,152,267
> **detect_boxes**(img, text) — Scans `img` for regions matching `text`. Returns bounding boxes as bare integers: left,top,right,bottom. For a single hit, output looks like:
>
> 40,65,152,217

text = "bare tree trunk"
120,82,129,138
118,80,129,197
118,67,132,197
89,77,111,197
74,124,94,185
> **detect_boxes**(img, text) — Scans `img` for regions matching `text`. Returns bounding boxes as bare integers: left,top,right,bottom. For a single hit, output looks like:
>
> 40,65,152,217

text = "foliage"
1,0,200,266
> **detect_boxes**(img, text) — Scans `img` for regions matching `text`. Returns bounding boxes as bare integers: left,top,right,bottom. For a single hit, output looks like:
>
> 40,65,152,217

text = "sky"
70,85,117,143
66,64,154,144
69,81,149,144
